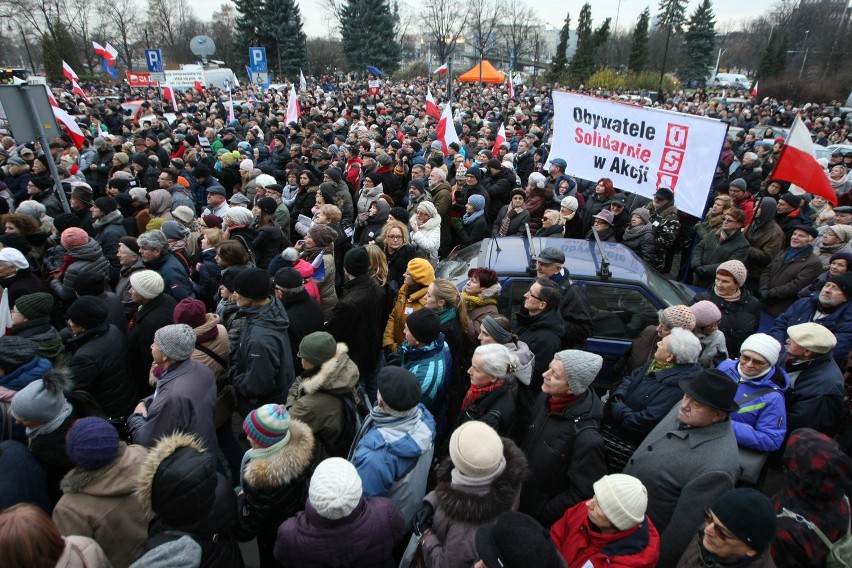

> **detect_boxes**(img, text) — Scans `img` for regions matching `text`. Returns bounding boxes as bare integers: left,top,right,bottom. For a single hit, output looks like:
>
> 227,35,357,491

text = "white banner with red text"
547,91,728,218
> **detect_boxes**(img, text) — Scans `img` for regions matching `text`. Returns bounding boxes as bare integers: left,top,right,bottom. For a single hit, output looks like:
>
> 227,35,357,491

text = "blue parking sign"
249,47,267,73
145,49,163,73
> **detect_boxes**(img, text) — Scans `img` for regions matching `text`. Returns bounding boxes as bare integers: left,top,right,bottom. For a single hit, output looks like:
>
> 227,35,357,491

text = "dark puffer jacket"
49,238,110,305
137,432,244,568
691,230,750,288
143,251,195,301
66,323,135,418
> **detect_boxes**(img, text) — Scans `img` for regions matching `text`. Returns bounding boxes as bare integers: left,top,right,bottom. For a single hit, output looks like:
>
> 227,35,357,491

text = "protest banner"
547,91,728,218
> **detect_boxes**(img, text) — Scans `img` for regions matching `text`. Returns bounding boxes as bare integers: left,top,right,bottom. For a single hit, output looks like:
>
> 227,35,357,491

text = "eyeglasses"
387,234,403,240
722,217,740,223
740,353,770,367
525,289,542,301
704,508,739,542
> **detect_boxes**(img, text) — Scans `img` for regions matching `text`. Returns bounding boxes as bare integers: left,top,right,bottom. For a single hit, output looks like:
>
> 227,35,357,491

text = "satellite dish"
190,36,216,60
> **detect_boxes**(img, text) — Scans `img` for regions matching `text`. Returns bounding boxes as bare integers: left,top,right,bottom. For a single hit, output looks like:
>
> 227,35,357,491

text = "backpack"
778,496,852,568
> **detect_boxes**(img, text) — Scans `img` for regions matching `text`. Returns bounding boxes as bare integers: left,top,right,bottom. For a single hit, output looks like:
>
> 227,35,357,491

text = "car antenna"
486,235,502,270
592,227,612,281
524,222,537,276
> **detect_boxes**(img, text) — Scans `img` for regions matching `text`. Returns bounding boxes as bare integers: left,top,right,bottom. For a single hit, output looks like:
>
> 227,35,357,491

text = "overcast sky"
185,0,759,38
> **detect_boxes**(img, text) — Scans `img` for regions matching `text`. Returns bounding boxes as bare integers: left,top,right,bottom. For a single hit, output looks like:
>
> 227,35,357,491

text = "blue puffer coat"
717,359,788,452
399,333,452,413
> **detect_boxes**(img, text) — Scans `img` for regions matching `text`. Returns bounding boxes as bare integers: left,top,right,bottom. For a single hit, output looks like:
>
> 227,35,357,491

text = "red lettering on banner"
657,123,689,191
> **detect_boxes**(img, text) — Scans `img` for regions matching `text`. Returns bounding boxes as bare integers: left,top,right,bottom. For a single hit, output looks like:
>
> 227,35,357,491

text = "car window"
583,284,659,340
502,279,533,323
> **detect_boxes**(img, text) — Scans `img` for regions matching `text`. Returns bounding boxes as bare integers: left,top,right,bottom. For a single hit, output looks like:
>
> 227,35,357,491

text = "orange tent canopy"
458,60,505,84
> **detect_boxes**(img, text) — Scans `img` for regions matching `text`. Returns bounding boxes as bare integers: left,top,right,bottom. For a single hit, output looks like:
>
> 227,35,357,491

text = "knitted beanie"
828,272,852,299
114,152,129,165
172,206,195,224
128,187,148,204
716,260,747,287
173,297,208,329
711,488,777,554
377,366,422,411
468,194,486,211
560,196,579,212
344,246,370,277
129,270,165,299
243,404,291,449
308,224,338,248
65,417,120,469
233,267,271,300
0,336,38,371
161,220,190,240
67,296,109,330
225,207,254,227
11,372,67,423
555,350,603,394
60,227,89,250
73,271,107,296
406,258,435,286
826,223,852,243
256,197,278,216
405,308,441,344
690,300,722,328
14,292,54,320
739,333,782,366
94,197,118,214
154,324,197,361
297,332,338,366
593,474,648,531
631,208,651,224
449,421,505,478
309,457,363,520
201,214,223,228
325,167,343,183
660,305,696,331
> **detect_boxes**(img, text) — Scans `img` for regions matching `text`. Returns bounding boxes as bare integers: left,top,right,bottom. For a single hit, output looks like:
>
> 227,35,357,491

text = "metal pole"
21,84,71,213
657,7,674,103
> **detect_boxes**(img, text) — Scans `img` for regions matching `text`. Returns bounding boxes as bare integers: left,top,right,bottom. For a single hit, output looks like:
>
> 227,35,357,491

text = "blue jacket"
399,333,452,413
770,295,852,367
0,358,52,392
717,359,788,452
143,251,195,301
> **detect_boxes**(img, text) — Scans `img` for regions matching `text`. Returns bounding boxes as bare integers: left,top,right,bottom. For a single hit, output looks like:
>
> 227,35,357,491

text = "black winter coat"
281,289,324,376
454,379,516,437
66,323,135,418
457,215,490,248
482,167,517,221
492,205,530,237
693,288,761,356
251,225,286,270
326,274,385,378
383,244,416,288
127,293,177,397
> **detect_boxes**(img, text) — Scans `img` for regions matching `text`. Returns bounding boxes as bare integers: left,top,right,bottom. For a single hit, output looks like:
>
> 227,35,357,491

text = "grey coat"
49,238,110,305
623,404,739,568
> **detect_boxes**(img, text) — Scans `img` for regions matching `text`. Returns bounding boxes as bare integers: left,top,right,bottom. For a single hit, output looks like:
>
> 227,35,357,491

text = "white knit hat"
129,270,165,300
555,350,602,394
309,458,362,520
449,421,505,478
739,333,781,366
594,474,648,530
225,207,255,226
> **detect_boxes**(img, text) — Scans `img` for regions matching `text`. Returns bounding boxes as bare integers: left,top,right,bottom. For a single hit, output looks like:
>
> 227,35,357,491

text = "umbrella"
365,65,384,77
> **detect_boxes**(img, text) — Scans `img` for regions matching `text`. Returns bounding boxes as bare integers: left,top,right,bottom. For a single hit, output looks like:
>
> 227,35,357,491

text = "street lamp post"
8,21,36,74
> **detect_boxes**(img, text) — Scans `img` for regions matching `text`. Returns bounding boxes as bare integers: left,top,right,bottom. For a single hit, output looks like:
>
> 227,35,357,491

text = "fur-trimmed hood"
430,436,528,524
60,443,148,496
296,342,359,397
479,282,502,301
136,432,213,518
242,419,315,490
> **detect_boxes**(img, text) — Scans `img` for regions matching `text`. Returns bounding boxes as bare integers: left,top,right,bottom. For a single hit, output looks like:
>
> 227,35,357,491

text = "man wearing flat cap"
760,226,823,316
781,323,845,436
770,272,852,367
624,369,740,567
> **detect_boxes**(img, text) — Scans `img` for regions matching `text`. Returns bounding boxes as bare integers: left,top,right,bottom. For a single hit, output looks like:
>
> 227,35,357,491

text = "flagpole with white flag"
769,115,837,204
436,102,460,155
286,84,300,125
426,87,440,120
299,69,307,92
228,88,236,124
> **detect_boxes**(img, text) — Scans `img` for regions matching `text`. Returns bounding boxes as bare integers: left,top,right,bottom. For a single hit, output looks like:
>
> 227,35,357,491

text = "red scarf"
52,254,76,280
461,379,505,411
549,392,582,414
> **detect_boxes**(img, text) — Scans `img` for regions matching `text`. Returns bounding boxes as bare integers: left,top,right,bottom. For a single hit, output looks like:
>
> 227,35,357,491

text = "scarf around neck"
27,400,72,440
461,378,505,411
714,284,741,303
622,223,653,241
463,208,485,225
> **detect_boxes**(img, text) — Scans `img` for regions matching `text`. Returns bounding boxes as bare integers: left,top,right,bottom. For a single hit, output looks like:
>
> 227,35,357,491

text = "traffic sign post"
145,49,165,82
248,47,269,89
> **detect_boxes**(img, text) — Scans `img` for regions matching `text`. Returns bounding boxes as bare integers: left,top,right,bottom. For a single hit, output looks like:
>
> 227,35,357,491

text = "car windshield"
435,242,481,281
643,264,695,305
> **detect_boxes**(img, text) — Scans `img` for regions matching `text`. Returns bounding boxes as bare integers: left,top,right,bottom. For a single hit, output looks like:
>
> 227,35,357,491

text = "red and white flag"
436,102,460,156
62,61,79,83
162,81,178,111
92,41,107,59
285,84,300,125
751,81,759,98
426,87,440,120
435,63,448,74
104,43,118,66
71,79,89,103
492,122,507,155
43,86,85,149
507,78,515,101
194,80,204,95
769,115,837,205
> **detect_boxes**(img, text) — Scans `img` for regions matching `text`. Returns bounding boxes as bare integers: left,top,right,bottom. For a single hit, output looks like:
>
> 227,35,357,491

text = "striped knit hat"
243,404,291,448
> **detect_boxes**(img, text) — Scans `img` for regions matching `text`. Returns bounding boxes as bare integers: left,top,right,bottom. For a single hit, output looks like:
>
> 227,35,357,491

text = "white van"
706,73,751,89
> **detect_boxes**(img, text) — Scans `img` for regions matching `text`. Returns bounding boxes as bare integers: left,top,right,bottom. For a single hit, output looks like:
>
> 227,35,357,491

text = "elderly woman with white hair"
524,171,549,232
604,327,703,471
455,343,519,437
409,200,441,263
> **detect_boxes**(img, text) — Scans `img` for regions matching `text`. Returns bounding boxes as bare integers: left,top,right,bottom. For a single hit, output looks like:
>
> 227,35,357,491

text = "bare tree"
307,37,346,75
145,0,197,62
466,0,504,63
97,0,142,71
498,2,539,67
421,0,468,64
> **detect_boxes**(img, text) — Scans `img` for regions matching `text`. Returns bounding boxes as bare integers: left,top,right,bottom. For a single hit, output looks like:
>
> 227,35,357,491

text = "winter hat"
408,177,426,193
716,260,747,287
729,178,747,192
0,247,29,270
593,474,648,531
826,224,852,243
476,512,564,568
593,210,615,226
129,270,165,299
377,366,422,411
256,197,278,216
660,305,696,331
53,212,80,233
528,171,546,189
325,166,342,183
65,417,120,470
29,177,52,191
201,214,223,228
11,371,67,423
93,196,118,214
828,272,852,299
243,404,291,449
173,297,207,329
309,457,363,520
631,208,651,224
449,421,506,478
225,207,254,226
67,296,109,330
307,224,337,248
467,194,485,211
344,246,369,277
119,236,140,256
389,206,409,224
365,172,382,187
129,187,148,204
481,315,513,344
273,267,303,289
255,173,276,189
739,333,781,366
172,206,195,224
159,221,189,241
466,167,483,181
554,350,602,395
229,192,251,206
71,184,94,205
114,152,129,165
406,257,435,286
778,192,802,208
14,292,54,320
689,300,722,328
154,324,197,362
0,336,38,372
297,332,338,366
233,267,271,300
710,488,777,554
787,322,837,354
239,158,254,173
405,308,441,345
560,196,579,212
60,227,89,250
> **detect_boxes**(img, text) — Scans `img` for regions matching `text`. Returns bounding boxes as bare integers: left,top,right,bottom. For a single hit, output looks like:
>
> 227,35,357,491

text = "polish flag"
104,43,118,66
194,80,204,95
43,86,85,149
44,85,59,108
507,78,515,101
436,102,460,155
435,63,448,74
286,84,301,125
62,61,79,83
426,87,440,120
299,69,307,92
492,122,507,155
71,80,89,103
93,41,107,59
769,115,837,205
162,81,178,111
751,81,759,98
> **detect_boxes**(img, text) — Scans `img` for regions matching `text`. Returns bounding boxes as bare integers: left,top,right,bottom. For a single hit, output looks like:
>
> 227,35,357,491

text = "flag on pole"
44,85,85,149
245,65,253,83
104,43,118,66
93,41,107,59
286,84,300,125
162,81,178,111
507,76,515,101
102,59,119,80
751,81,759,98
71,80,89,103
492,122,507,155
435,63,448,74
436,103,460,156
62,61,79,83
299,69,307,92
194,80,204,95
769,115,837,205
426,87,440,120
228,89,236,123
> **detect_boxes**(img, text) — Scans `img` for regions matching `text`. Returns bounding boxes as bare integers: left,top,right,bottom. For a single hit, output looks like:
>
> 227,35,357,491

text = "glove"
759,289,772,300
611,401,628,422
413,502,434,535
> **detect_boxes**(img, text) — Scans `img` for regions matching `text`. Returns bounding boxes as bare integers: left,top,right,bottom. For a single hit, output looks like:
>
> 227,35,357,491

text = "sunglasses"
704,508,739,542
739,353,770,367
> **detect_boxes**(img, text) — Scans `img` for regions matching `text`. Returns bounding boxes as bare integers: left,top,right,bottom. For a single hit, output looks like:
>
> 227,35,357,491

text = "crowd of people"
0,75,851,568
